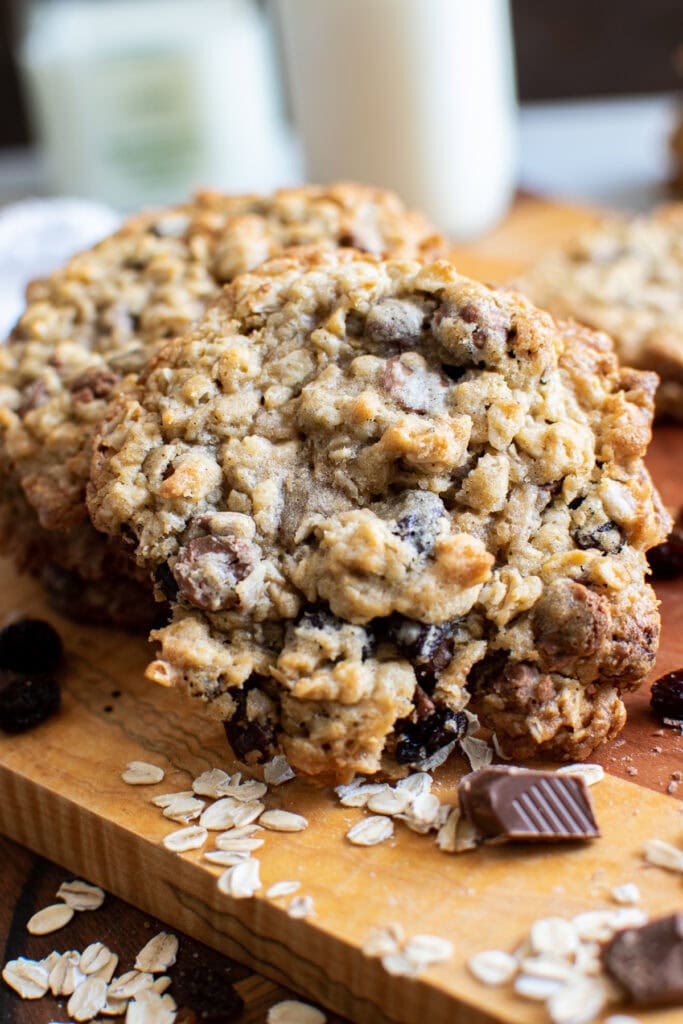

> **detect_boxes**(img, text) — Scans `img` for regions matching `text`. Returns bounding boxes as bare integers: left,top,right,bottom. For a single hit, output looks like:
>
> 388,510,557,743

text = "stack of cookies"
0,183,673,781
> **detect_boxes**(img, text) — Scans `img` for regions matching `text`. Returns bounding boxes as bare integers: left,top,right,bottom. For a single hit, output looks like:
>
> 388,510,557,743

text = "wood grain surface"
0,198,682,1024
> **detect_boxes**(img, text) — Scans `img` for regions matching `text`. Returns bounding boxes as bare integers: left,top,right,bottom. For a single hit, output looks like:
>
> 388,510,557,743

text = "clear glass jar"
19,0,294,209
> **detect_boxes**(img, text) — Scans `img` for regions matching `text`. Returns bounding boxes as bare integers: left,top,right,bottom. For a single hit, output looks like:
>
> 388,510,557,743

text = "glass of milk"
275,0,518,238
19,0,295,210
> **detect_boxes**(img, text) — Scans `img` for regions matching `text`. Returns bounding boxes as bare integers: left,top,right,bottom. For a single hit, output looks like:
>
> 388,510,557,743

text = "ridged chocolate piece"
458,766,600,843
602,913,683,1008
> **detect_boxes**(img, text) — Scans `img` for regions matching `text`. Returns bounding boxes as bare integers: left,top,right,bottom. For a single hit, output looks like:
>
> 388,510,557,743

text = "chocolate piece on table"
458,766,600,843
602,913,683,1008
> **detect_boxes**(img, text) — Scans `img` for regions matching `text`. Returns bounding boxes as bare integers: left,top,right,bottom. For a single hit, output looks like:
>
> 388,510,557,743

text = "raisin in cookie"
88,248,668,778
0,184,442,626
515,204,683,420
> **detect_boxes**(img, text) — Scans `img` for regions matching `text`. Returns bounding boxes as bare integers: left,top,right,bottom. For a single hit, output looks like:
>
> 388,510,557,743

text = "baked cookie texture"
88,247,668,779
0,184,442,625
515,204,683,421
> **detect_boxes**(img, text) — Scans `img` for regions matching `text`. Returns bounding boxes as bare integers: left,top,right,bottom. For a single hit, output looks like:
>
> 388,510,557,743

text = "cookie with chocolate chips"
515,204,683,420
88,247,668,778
0,184,442,627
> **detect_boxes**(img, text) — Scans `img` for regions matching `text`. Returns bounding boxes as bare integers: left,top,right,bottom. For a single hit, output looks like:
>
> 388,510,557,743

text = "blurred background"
0,0,680,227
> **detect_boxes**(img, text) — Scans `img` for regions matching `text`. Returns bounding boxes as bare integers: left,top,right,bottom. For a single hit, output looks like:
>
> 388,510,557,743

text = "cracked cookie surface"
515,204,683,420
0,184,442,625
89,248,668,778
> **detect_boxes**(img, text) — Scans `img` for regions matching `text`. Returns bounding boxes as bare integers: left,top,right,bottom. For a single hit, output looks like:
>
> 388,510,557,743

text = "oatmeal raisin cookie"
515,204,683,420
0,184,442,625
88,248,668,777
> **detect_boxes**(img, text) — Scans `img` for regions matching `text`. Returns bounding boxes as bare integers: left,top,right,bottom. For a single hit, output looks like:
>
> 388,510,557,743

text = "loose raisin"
0,671,60,733
650,670,683,724
0,618,62,674
648,511,683,581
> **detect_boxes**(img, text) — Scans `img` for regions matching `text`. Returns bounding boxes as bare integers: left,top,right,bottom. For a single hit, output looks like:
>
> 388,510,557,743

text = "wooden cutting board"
1,198,682,1024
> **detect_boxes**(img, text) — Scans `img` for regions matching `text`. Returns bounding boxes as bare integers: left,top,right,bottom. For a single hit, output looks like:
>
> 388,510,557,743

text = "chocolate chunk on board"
458,766,600,843
602,913,683,1008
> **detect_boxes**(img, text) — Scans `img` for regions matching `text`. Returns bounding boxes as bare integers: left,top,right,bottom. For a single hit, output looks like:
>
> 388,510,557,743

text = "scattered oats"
643,837,683,873
192,768,230,797
264,755,296,787
161,796,205,824
217,857,262,899
150,976,172,994
204,850,250,867
547,977,609,1024
198,796,240,830
93,952,118,984
556,763,604,786
288,895,315,919
609,907,648,931
333,777,362,800
260,809,308,832
626,766,638,777
126,989,176,1024
530,917,578,958
267,1000,326,1023
514,974,564,1000
604,1017,642,1024
346,815,394,846
403,934,453,967
266,880,301,898
467,949,517,986
215,836,264,853
151,791,194,809
163,825,208,853
135,932,178,974
219,779,268,802
27,903,74,935
102,993,130,1016
394,811,433,835
41,951,61,974
49,951,84,996
109,970,155,1000
436,806,460,852
362,924,403,958
453,815,480,852
416,738,457,771
572,911,619,943
381,952,419,977
79,943,113,976
2,958,49,999
409,791,441,824
338,783,388,808
519,956,577,982
668,780,679,795
460,735,493,772
395,772,432,798
56,879,105,911
215,824,262,843
367,788,413,816
230,800,265,827
121,761,165,786
573,942,601,976
610,883,640,906
67,975,108,1021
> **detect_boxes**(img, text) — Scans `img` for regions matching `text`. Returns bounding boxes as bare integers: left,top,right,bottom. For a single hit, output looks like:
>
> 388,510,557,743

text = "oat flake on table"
134,932,178,974
121,761,165,785
56,879,105,911
267,999,326,1023
26,902,74,935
